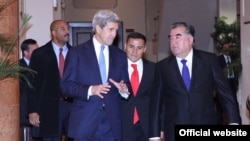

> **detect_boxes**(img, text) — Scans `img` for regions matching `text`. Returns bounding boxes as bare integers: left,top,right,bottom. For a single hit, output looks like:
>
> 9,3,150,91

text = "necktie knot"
181,59,187,65
131,63,139,94
131,64,137,70
101,45,105,52
59,48,63,53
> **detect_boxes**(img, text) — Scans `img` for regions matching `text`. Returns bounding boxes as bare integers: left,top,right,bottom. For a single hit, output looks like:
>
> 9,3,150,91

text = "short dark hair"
126,32,147,44
170,22,195,38
21,39,37,52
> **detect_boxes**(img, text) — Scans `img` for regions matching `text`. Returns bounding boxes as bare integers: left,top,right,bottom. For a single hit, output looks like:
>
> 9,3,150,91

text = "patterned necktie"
181,59,190,90
59,48,64,78
99,45,106,83
131,64,139,124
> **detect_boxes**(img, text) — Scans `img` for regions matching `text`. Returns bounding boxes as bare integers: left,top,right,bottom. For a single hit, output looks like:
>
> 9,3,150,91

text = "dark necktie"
99,45,106,83
226,55,231,65
131,64,139,124
59,48,68,100
181,59,190,90
226,55,234,78
59,48,64,78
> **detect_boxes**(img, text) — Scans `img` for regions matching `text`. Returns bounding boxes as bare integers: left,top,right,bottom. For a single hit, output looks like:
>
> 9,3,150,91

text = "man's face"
222,43,230,54
95,22,118,46
52,21,69,46
168,26,193,58
125,38,146,62
25,43,39,60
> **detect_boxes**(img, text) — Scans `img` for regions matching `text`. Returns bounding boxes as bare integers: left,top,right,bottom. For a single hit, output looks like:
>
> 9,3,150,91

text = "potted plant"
0,0,36,140
210,16,242,76
0,14,35,85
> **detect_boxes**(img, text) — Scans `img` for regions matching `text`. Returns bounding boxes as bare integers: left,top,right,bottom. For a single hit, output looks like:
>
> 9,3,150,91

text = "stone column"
0,0,20,140
240,0,250,124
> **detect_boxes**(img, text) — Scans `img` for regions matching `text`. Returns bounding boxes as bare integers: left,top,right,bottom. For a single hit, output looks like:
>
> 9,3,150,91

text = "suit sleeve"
212,54,241,124
60,47,89,101
149,64,164,137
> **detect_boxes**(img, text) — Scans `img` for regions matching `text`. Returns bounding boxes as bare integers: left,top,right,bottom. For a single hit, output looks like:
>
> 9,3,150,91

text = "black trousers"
123,121,147,141
20,126,42,141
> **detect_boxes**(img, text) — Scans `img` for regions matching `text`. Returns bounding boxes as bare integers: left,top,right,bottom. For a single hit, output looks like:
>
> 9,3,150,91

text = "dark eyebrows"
176,33,182,37
168,33,183,39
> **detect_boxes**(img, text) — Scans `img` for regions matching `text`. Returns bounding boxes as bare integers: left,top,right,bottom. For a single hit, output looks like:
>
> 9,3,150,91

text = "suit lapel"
136,60,150,96
169,56,187,91
85,41,103,83
107,46,118,81
190,50,204,91
20,58,28,67
45,43,59,74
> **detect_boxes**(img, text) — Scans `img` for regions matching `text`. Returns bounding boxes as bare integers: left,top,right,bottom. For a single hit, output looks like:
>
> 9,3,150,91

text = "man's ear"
96,25,102,34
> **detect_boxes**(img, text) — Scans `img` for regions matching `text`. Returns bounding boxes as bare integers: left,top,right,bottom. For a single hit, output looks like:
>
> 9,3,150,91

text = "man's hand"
109,78,130,95
29,113,40,127
91,83,111,98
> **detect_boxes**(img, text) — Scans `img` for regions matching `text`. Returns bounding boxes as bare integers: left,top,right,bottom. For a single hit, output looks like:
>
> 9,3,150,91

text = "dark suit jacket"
60,39,129,141
217,54,238,94
149,49,241,141
121,59,157,141
19,58,31,126
28,41,71,137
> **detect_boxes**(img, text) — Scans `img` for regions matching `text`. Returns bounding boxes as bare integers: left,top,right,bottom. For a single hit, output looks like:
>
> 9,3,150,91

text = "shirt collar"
93,36,102,48
127,58,143,66
23,57,30,66
176,49,193,63
52,41,68,53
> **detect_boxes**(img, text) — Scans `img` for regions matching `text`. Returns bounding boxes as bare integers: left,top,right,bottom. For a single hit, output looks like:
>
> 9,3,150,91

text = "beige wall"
21,0,53,46
63,0,160,62
64,0,146,41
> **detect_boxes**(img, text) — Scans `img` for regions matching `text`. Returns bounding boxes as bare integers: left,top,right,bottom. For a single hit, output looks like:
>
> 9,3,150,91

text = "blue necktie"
181,59,190,90
99,45,106,83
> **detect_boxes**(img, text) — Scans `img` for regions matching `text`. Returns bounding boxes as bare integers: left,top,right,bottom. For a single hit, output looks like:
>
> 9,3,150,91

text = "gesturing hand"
109,78,130,95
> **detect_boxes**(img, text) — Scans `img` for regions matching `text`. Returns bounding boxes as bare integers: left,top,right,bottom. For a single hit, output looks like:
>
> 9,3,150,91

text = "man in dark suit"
28,20,73,141
217,42,238,95
60,10,130,141
19,39,39,141
217,42,239,124
121,32,163,141
149,22,241,141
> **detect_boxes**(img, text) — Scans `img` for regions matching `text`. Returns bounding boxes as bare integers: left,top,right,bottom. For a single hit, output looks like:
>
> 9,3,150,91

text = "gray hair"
92,9,120,33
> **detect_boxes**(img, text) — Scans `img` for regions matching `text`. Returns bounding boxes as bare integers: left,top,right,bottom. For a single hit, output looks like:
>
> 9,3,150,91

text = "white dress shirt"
52,41,68,68
176,49,193,78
